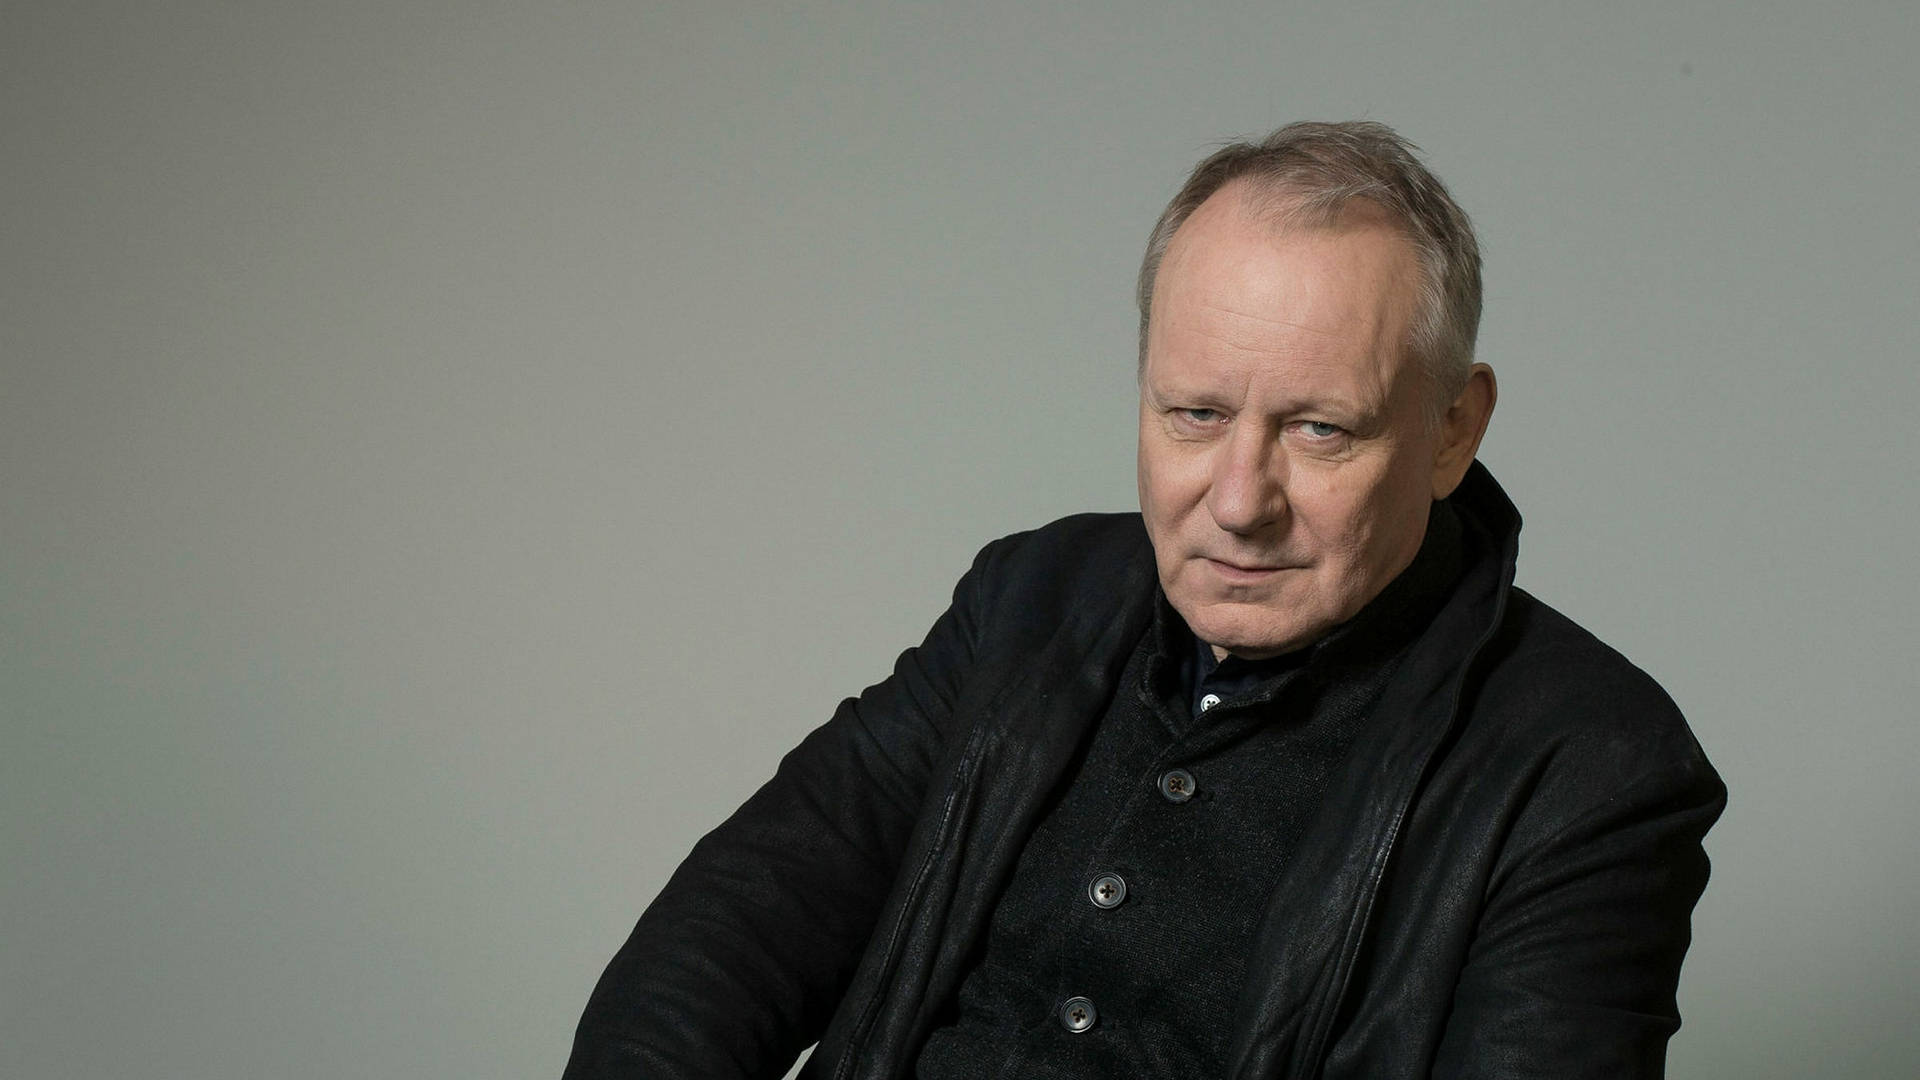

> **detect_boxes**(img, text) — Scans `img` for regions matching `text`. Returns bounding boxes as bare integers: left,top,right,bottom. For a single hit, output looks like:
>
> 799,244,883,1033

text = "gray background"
4,2,1915,1077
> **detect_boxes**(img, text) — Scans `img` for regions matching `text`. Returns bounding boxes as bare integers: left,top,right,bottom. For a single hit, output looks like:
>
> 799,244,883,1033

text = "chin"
1219,630,1319,660
1183,604,1326,660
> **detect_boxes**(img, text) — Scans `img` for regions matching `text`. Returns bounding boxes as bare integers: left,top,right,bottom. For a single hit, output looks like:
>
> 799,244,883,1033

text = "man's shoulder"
955,512,1155,638
1490,588,1678,713
1468,585,1714,784
977,511,1150,570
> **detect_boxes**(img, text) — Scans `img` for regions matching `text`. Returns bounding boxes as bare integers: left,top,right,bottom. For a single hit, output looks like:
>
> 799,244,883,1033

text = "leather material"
564,463,1725,1080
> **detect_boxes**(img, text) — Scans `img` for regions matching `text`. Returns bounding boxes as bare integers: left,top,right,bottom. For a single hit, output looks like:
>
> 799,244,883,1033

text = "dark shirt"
1185,633,1308,722
914,504,1464,1079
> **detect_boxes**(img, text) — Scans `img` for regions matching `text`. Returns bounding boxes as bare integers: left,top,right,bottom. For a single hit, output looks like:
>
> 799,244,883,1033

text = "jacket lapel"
824,539,1161,1080
1225,464,1521,1079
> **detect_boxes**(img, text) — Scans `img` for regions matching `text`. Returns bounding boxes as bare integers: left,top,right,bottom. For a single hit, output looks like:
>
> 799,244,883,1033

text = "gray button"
1059,996,1097,1033
1158,768,1196,803
1087,872,1127,909
1199,693,1222,712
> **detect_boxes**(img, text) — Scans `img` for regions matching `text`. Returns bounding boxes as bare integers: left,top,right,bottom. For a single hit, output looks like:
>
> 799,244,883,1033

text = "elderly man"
565,121,1725,1080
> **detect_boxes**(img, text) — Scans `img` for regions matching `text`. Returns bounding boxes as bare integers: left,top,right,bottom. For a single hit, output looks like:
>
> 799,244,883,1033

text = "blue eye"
1303,421,1340,438
1181,408,1221,423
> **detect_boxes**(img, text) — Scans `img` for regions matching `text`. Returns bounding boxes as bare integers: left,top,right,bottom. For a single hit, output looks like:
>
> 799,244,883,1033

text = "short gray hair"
1137,121,1483,415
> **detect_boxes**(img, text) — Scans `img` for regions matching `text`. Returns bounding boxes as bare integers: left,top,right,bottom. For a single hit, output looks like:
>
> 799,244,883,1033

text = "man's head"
1138,121,1484,418
1136,121,1496,659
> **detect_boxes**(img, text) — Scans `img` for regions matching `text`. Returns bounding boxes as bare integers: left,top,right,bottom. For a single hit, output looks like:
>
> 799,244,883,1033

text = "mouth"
1202,557,1292,584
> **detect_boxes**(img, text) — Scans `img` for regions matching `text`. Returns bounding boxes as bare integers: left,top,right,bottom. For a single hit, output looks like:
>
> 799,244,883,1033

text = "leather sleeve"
561,541,1001,1080
1430,726,1727,1080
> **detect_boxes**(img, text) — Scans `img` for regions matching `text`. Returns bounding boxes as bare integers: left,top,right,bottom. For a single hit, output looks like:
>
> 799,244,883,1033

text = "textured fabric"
914,503,1463,1079
563,464,1726,1080
1185,639,1307,724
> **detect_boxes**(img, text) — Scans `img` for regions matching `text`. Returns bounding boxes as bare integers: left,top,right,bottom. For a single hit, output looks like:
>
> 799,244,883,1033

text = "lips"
1202,556,1292,583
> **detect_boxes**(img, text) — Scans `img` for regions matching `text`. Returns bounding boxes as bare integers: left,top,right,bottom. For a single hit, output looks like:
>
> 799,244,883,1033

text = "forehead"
1147,184,1422,398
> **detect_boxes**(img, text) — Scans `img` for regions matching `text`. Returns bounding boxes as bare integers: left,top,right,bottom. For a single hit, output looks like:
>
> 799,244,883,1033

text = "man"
565,121,1725,1079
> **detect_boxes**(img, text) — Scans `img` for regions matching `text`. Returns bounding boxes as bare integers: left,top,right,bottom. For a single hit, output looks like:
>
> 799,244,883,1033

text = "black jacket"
566,464,1726,1079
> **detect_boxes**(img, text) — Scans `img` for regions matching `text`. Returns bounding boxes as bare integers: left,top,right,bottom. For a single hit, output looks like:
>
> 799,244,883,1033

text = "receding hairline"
1192,177,1422,267
1134,122,1484,425
1146,178,1429,358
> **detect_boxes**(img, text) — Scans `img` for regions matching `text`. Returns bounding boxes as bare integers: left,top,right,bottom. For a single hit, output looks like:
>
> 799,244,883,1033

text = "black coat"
566,464,1726,1079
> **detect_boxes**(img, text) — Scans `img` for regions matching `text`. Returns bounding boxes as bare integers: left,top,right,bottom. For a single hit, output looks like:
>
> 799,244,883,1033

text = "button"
1059,996,1097,1033
1158,768,1196,803
1087,872,1127,909
1199,693,1222,712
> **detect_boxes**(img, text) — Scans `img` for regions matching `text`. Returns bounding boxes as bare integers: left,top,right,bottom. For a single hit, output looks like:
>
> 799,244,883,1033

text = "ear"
1430,363,1497,499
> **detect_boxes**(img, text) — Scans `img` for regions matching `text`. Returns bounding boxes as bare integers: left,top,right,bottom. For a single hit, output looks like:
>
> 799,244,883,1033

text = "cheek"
1138,443,1202,524
1297,473,1388,560
1339,471,1432,571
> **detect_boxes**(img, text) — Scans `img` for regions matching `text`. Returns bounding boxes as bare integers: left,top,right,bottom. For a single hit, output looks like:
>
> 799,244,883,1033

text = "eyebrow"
1145,378,1380,427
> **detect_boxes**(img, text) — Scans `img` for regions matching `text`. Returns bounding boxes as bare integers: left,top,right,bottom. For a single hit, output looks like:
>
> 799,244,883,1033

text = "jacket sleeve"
1430,718,1727,1080
562,542,1001,1080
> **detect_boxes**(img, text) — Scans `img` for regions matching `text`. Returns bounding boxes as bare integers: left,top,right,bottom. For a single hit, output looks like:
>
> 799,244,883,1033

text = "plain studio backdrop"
4,3,1915,1078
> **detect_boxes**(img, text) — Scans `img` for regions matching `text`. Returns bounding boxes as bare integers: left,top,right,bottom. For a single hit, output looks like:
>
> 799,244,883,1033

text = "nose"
1206,423,1286,535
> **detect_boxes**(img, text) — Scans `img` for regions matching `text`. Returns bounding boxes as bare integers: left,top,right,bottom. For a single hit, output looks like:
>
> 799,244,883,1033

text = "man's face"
1138,184,1458,659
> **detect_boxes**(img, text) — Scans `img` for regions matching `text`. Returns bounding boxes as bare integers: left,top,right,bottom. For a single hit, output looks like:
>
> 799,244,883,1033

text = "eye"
1301,421,1342,438
1180,408,1222,424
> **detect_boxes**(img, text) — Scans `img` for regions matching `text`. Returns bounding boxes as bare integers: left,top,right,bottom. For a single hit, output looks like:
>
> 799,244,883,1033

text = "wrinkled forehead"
1159,188,1420,327
1147,185,1428,410
1162,178,1418,280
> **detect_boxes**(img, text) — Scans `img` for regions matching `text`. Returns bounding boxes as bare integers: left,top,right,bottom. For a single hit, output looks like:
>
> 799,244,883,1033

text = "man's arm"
562,545,997,1080
1430,719,1726,1079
